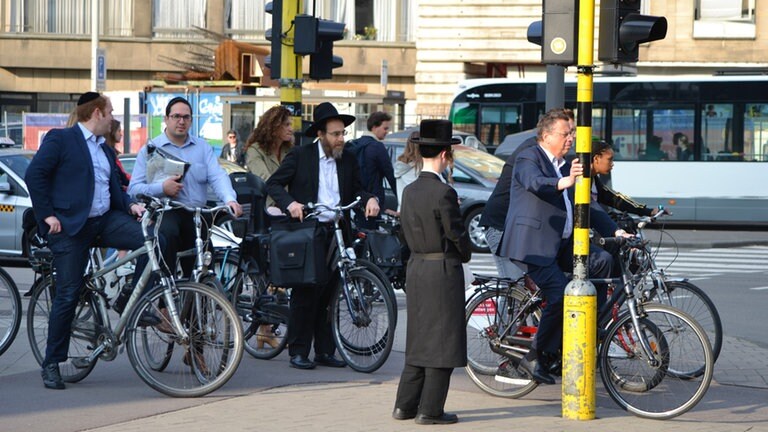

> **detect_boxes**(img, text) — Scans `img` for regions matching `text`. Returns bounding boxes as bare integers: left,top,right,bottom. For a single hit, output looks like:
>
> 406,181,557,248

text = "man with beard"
266,102,379,370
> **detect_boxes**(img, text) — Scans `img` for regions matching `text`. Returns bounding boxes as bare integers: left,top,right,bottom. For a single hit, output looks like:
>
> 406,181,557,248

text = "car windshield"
0,153,33,178
453,146,503,180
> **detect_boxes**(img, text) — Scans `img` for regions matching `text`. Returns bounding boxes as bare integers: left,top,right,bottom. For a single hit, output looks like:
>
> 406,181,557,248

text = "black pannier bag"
269,219,328,287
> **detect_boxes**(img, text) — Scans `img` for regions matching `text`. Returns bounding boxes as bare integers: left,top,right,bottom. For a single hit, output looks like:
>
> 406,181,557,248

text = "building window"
4,0,133,36
320,0,414,42
225,0,267,40
153,0,206,38
693,0,756,39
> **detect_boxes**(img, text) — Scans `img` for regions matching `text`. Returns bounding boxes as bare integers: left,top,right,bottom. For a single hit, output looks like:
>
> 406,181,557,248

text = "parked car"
382,141,504,252
493,129,537,160
384,127,488,153
0,149,35,259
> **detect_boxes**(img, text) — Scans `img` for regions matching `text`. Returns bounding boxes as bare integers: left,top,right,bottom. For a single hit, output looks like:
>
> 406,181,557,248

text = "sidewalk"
83,377,767,432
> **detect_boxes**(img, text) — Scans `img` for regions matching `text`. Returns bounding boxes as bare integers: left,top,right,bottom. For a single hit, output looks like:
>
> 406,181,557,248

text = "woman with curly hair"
244,105,294,183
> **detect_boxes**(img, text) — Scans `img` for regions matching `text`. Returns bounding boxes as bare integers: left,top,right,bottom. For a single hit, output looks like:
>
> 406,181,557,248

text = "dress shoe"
518,356,555,385
153,308,174,334
289,355,316,370
414,412,458,425
392,408,417,420
136,310,161,327
314,353,346,368
41,363,65,390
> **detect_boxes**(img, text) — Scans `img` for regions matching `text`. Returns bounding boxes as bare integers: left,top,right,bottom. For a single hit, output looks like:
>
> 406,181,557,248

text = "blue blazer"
497,145,618,266
25,126,134,236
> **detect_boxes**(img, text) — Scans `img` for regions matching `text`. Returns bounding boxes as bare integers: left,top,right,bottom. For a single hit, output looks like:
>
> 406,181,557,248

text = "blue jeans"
44,210,145,365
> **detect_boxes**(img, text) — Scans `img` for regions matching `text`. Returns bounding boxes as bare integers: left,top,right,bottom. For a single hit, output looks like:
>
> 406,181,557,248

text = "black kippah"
77,92,101,106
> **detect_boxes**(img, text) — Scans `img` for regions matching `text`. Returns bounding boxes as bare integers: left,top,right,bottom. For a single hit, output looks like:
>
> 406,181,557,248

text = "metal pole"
562,0,597,421
545,65,565,111
281,0,303,138
90,0,99,91
123,98,131,154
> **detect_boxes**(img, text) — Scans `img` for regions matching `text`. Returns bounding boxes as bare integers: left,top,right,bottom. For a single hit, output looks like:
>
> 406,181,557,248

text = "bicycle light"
203,251,213,267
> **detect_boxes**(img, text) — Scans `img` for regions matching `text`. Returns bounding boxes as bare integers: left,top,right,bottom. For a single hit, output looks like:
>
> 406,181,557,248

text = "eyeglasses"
227,135,236,139
169,114,192,122
325,130,349,138
551,130,575,138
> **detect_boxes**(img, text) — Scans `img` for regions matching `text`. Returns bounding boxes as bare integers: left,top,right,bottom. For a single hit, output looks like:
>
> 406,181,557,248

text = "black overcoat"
400,171,471,368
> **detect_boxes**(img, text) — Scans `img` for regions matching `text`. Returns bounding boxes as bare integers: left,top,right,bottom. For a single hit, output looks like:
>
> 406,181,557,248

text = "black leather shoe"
314,353,346,368
518,356,555,385
392,408,417,420
137,310,161,327
41,363,65,390
289,355,316,370
414,412,458,425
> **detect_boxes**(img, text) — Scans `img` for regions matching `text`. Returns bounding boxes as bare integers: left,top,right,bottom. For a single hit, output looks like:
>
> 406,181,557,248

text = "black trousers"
286,225,337,358
394,364,453,417
157,209,211,277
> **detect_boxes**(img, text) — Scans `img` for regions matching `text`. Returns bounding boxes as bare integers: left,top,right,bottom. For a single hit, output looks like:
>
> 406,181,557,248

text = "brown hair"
74,95,108,123
244,105,293,155
398,131,423,172
105,119,122,151
536,108,572,142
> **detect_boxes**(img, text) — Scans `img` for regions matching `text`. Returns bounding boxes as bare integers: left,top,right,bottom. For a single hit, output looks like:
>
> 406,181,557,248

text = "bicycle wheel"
649,280,722,363
465,288,540,398
26,276,100,383
353,259,398,322
331,268,395,373
599,303,713,420
0,268,22,356
126,282,243,397
213,250,289,360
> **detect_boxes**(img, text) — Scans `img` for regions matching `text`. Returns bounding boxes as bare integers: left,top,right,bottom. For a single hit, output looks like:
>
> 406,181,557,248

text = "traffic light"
293,15,344,80
264,0,282,79
598,0,667,64
526,0,578,66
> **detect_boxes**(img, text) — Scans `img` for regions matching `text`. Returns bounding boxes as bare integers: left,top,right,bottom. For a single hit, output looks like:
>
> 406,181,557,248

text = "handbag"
269,219,329,287
363,229,403,268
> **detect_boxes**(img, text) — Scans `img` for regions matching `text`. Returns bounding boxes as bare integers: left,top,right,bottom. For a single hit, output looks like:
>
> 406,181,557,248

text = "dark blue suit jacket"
26,125,134,236
497,144,617,266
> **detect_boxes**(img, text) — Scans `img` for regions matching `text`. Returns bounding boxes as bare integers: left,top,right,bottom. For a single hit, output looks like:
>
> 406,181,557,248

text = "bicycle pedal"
71,357,91,369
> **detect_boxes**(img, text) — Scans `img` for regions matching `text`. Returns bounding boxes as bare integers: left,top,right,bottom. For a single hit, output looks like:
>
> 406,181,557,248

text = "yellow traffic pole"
562,0,597,421
280,0,303,131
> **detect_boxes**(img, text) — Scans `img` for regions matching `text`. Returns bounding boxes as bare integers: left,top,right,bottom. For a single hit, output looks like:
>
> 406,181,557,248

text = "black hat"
411,119,461,146
77,92,101,106
304,102,356,137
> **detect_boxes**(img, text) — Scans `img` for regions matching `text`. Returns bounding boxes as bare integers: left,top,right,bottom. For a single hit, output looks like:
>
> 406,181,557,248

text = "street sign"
96,48,106,91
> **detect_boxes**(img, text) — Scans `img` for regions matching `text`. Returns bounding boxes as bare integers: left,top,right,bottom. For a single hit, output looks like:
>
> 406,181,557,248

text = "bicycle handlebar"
305,196,363,217
136,194,234,217
598,236,646,248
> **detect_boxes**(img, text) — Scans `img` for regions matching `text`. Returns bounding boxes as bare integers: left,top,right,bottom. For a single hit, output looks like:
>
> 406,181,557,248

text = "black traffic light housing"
264,0,282,79
294,15,344,80
598,0,667,64
527,0,578,66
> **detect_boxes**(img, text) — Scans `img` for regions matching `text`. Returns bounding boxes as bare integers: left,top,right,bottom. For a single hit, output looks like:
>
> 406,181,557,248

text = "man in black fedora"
392,119,471,425
267,102,379,370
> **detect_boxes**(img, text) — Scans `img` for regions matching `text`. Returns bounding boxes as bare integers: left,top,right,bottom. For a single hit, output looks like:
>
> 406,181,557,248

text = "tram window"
613,106,695,161
701,104,734,161
450,102,477,135
745,104,768,162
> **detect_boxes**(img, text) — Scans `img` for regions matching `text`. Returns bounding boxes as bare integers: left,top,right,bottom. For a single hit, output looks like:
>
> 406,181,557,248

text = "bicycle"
26,195,244,397
0,266,21,356
614,209,723,362
465,236,713,419
211,227,290,360
353,212,407,294
304,198,396,373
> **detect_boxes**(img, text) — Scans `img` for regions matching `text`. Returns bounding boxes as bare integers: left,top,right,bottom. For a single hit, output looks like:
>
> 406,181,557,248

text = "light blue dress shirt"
78,123,111,217
128,132,237,207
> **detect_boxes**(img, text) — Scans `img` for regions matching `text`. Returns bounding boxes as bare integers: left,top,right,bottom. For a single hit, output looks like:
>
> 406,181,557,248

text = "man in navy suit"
26,93,150,390
497,108,613,385
267,102,379,370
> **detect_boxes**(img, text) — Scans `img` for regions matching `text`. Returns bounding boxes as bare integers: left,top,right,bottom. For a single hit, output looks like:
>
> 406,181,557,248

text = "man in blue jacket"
26,92,150,390
351,111,396,228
